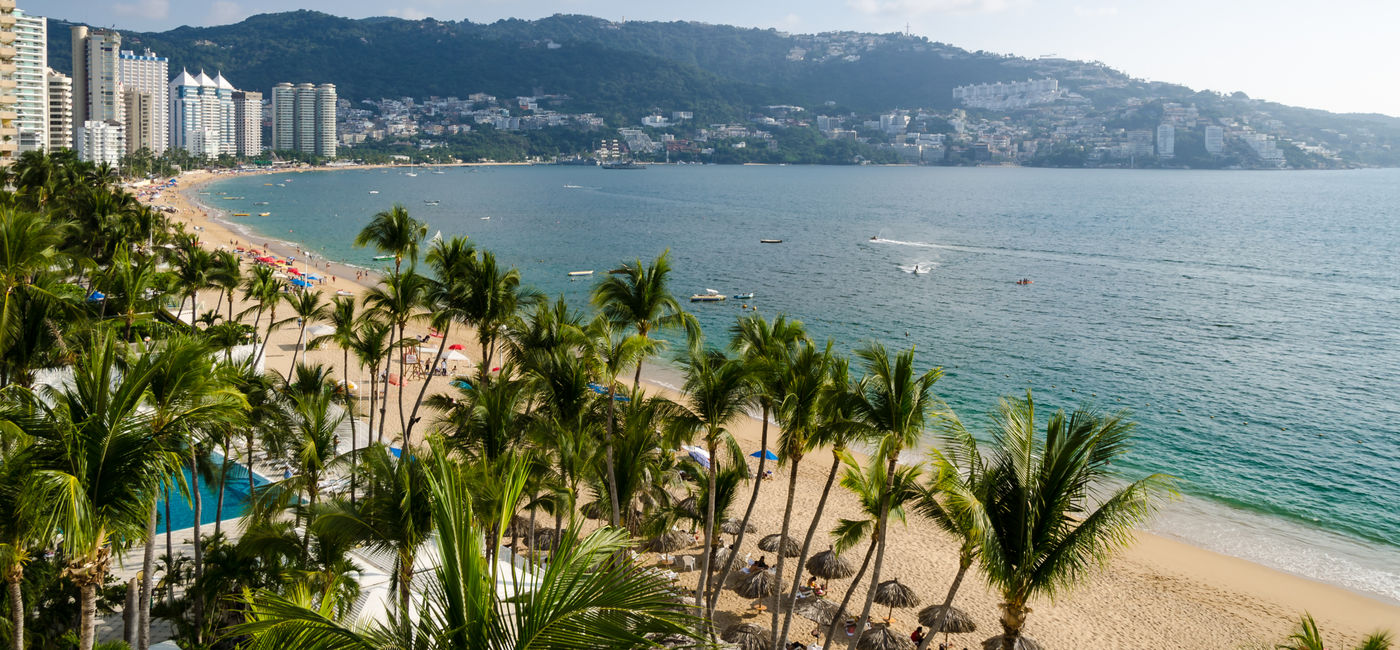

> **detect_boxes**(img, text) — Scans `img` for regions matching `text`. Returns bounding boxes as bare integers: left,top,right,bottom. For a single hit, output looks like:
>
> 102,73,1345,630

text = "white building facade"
46,68,71,150
75,119,123,166
271,81,336,157
118,48,168,154
12,9,46,152
169,69,238,158
1156,123,1175,159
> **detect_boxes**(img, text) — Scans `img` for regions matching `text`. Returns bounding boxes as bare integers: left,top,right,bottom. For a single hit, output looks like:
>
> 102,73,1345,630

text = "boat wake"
871,237,940,249
898,262,937,274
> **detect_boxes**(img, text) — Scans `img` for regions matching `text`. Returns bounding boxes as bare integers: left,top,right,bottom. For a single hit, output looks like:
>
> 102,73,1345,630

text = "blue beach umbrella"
750,449,779,461
86,291,106,302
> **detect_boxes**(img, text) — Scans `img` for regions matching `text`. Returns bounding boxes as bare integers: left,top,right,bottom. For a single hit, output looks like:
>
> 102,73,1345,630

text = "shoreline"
161,165,1400,648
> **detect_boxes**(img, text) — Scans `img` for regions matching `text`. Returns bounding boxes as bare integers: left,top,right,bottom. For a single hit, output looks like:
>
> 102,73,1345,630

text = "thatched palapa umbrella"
722,517,757,535
721,622,773,650
794,597,845,626
758,533,801,557
647,529,691,553
872,578,920,624
711,546,739,572
805,548,855,580
918,603,977,634
981,635,1044,650
735,568,778,599
856,624,914,650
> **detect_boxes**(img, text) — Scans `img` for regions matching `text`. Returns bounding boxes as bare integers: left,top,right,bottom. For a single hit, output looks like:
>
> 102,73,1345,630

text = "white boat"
563,184,583,189
480,216,491,220
690,289,726,303
423,200,440,205
734,292,754,300
567,270,594,277
406,172,418,177
369,190,379,194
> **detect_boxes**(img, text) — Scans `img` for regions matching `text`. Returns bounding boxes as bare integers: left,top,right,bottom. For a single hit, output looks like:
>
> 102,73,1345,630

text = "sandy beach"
154,166,1400,649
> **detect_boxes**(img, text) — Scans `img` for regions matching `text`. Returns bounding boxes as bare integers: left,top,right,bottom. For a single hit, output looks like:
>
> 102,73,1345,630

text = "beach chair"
679,555,696,572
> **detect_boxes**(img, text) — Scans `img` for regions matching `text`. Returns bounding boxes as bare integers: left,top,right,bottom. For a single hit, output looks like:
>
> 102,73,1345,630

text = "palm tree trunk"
138,502,157,650
246,432,256,497
600,380,621,527
695,439,718,633
397,322,408,439
769,454,802,646
999,601,1030,650
214,447,229,540
632,358,643,393
163,491,174,608
190,457,205,639
916,558,971,650
397,548,415,649
78,580,98,650
188,290,198,333
345,348,358,504
779,449,843,647
7,569,24,650
287,322,308,382
706,405,769,616
405,323,450,444
379,347,394,444
253,306,277,369
823,534,879,648
846,455,899,650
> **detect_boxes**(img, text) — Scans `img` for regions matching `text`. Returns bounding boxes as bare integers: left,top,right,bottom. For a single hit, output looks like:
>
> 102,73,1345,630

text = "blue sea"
204,165,1400,602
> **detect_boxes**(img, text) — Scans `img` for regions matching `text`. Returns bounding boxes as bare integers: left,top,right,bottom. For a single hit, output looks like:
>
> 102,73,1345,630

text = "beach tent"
750,449,779,461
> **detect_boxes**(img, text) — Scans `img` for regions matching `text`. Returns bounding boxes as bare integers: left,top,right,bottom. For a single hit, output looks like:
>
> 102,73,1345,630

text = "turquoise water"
206,165,1400,601
157,456,267,533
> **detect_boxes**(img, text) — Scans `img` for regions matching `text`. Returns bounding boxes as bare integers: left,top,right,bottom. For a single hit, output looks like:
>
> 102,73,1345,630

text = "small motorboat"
690,289,726,303
232,212,250,217
480,216,491,220
373,255,394,261
760,239,783,244
253,201,269,205
258,212,271,217
369,190,379,194
567,270,594,277
405,172,418,177
733,292,754,300
1015,278,1034,285
423,200,440,205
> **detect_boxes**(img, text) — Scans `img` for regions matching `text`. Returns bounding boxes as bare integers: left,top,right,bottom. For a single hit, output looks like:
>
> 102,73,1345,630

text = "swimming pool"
157,454,269,533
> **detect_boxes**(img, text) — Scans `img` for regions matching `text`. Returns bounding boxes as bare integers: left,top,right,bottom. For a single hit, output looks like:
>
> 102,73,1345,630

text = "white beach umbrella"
305,324,336,338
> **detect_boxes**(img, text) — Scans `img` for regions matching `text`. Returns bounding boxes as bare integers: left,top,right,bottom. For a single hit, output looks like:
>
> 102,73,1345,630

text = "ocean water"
206,165,1400,602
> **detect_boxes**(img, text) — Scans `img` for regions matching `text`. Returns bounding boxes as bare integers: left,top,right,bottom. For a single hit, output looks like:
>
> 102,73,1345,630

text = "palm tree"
315,443,434,643
429,365,532,465
843,343,942,650
964,392,1174,649
364,269,426,439
285,386,347,554
581,315,648,527
461,250,540,372
821,451,924,648
20,334,181,650
712,313,807,616
590,251,698,390
172,242,215,334
103,247,167,341
0,420,51,650
345,315,396,448
354,204,427,275
284,288,331,381
209,249,243,325
404,236,475,444
0,207,65,379
1275,613,1393,650
311,296,363,497
230,446,700,649
242,264,286,369
673,339,753,624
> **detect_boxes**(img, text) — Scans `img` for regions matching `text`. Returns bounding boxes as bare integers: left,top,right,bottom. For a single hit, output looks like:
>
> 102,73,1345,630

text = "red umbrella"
288,268,300,275
448,343,465,350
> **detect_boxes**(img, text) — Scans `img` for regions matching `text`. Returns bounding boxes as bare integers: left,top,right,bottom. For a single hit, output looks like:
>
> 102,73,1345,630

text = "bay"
206,164,1400,602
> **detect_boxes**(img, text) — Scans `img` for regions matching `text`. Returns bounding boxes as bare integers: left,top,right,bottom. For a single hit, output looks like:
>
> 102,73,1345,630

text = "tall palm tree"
284,288,331,381
364,269,426,439
172,242,215,334
241,264,286,369
345,315,396,448
105,248,168,341
581,315,648,527
844,343,942,650
711,313,807,615
209,249,243,325
230,445,700,650
821,451,924,648
768,340,833,646
590,251,698,391
673,339,753,625
311,296,363,497
428,365,532,465
404,236,475,444
21,334,180,650
315,443,434,643
959,392,1174,650
1275,613,1393,650
461,250,540,372
0,420,51,650
0,207,65,379
285,387,347,554
354,204,427,275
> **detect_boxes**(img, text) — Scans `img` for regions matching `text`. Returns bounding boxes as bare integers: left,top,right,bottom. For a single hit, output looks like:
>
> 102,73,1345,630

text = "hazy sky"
40,0,1400,117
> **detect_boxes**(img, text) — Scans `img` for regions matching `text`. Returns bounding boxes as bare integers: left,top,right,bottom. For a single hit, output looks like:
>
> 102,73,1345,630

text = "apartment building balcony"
0,78,14,90
0,46,15,60
0,13,14,28
0,31,13,44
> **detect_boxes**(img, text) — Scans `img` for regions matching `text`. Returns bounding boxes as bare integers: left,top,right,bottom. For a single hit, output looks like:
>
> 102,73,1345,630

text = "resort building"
0,0,19,165
70,26,124,129
11,8,44,153
46,68,71,150
169,68,238,157
1157,123,1175,159
271,80,336,157
74,119,123,166
118,48,168,154
232,89,262,157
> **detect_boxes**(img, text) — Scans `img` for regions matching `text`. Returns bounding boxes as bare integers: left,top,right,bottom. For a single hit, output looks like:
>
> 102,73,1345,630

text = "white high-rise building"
75,119,123,166
232,90,261,157
12,9,45,153
271,81,336,157
71,26,123,128
46,68,72,150
118,48,168,154
1156,123,1175,159
1204,125,1225,156
0,0,17,165
169,68,238,158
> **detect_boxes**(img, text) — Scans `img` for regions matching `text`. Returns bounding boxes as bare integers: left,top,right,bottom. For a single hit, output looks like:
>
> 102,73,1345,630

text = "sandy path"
149,167,1400,650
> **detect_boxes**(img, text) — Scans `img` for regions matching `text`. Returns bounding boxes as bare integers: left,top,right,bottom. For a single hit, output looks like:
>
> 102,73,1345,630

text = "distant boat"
263,183,273,186
432,170,446,174
734,292,754,300
563,184,583,189
1016,278,1034,285
567,270,594,277
253,201,269,205
222,196,244,200
760,239,783,244
277,183,286,187
690,289,726,303
911,265,929,274
480,216,491,220
423,200,440,205
373,255,394,261
258,212,271,217
405,172,418,177
601,161,644,170
369,190,379,194
232,212,250,216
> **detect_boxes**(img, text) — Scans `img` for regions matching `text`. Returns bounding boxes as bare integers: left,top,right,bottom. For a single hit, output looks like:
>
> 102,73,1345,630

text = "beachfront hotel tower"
169,68,238,158
11,8,45,153
46,68,70,150
0,0,19,165
271,80,336,158
118,48,168,154
232,89,262,157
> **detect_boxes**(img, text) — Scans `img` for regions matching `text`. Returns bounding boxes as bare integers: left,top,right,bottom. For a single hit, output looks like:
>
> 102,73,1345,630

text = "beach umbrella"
448,343,465,350
981,635,1044,650
758,533,801,557
873,579,920,624
444,350,469,362
647,530,692,554
721,517,756,536
856,624,913,650
710,547,739,572
721,623,772,650
806,548,856,580
918,604,977,635
735,568,777,599
749,449,779,461
305,324,336,338
794,597,845,626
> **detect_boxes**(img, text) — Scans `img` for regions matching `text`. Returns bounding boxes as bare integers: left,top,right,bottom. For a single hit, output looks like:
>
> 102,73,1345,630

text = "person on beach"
911,627,925,644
